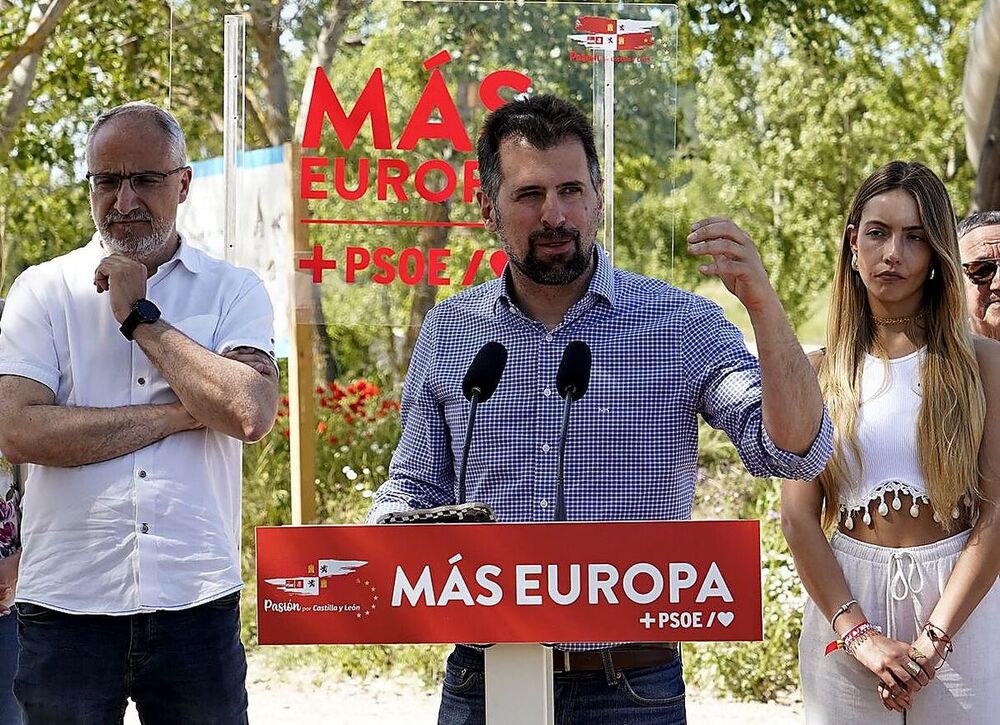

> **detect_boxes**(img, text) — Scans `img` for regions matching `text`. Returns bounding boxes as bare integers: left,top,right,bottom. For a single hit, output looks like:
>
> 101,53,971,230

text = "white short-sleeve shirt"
0,234,276,614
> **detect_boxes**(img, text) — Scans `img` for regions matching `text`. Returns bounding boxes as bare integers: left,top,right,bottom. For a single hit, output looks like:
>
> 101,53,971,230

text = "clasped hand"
94,254,148,323
853,633,937,712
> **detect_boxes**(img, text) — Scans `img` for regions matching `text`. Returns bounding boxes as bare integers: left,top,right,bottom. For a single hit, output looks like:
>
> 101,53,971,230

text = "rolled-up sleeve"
366,310,457,523
684,296,832,480
0,268,60,394
216,271,278,375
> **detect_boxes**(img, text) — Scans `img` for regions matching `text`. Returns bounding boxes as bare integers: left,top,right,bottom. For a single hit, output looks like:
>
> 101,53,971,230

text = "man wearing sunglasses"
0,102,279,723
959,211,1000,339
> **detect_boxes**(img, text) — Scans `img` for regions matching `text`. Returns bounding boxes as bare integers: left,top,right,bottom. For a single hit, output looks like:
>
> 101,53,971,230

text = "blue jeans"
438,645,686,725
14,592,248,725
0,610,21,725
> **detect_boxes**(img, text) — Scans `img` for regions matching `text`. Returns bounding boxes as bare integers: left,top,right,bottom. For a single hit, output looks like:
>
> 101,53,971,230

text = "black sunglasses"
962,258,1000,286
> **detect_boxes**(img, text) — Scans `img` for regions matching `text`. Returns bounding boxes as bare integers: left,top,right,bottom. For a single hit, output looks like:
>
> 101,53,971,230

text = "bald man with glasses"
0,101,278,724
959,211,1000,340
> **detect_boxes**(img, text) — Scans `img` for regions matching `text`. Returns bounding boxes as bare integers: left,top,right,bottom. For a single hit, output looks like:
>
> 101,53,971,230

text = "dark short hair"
476,94,602,202
958,210,1000,238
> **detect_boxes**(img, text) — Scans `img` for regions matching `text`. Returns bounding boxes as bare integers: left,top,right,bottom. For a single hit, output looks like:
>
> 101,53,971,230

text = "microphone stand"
553,387,576,521
457,388,482,505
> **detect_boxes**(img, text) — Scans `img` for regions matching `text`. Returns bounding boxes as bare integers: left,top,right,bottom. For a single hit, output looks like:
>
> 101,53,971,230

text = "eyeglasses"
962,258,1000,285
85,166,188,195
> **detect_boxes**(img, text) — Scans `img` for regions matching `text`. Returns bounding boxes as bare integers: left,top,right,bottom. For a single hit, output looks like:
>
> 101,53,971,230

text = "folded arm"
0,374,202,467
132,321,278,442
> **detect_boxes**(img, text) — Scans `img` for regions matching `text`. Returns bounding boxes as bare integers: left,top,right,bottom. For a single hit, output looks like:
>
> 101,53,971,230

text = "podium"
256,520,762,723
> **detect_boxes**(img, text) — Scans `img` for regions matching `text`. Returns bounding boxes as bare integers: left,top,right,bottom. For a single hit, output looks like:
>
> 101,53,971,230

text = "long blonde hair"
817,161,985,532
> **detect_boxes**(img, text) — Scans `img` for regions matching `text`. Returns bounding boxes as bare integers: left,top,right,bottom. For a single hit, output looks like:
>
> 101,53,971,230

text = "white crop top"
838,348,973,529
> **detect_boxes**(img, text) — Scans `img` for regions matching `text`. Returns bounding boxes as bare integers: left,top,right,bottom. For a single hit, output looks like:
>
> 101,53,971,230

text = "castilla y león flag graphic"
570,16,656,52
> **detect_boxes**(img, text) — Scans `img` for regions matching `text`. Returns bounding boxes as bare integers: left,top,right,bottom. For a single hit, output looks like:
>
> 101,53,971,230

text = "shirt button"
138,470,147,478
544,333,553,342
137,377,146,385
543,388,552,397
542,443,551,453
539,499,548,509
140,523,150,534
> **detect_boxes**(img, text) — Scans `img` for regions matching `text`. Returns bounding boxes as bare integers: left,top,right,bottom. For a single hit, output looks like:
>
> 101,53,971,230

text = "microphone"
457,341,508,504
462,341,507,403
554,341,592,520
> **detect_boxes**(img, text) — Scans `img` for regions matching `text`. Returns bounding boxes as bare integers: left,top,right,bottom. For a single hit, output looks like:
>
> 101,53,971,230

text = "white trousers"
798,530,1000,724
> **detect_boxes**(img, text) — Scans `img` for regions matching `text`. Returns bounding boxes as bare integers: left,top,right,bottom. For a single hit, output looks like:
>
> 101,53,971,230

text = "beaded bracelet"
825,620,881,656
845,625,881,658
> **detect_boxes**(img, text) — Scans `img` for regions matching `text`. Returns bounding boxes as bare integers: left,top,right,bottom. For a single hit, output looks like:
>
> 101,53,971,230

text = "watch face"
133,299,160,323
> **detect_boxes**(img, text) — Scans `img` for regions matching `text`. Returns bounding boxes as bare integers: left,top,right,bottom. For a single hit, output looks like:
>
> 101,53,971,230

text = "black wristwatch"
120,298,161,341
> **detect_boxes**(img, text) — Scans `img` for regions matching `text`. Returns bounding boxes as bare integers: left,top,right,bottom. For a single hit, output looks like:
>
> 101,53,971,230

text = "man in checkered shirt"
368,94,832,725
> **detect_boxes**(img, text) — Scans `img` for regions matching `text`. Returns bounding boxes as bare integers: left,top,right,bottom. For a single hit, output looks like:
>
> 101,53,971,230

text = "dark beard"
506,227,592,285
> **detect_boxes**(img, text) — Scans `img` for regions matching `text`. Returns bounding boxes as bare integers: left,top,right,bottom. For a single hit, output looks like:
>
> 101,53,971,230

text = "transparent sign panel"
289,0,678,329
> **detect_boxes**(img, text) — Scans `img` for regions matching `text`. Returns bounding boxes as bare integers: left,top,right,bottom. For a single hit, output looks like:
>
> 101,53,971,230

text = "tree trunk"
973,82,1000,213
403,201,451,364
245,0,368,383
245,0,294,146
293,0,370,141
0,0,74,158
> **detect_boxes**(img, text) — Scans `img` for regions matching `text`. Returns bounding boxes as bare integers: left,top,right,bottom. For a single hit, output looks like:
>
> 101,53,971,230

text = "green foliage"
676,1,980,325
241,370,454,684
242,370,401,548
687,426,804,702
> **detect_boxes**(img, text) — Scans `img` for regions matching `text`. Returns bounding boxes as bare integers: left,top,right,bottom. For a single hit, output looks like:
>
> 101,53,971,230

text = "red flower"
280,396,289,407
343,413,356,425
281,429,290,439
317,421,328,434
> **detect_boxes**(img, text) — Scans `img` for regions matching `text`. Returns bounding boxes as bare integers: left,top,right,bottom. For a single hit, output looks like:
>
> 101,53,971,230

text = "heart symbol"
489,250,508,277
717,612,734,627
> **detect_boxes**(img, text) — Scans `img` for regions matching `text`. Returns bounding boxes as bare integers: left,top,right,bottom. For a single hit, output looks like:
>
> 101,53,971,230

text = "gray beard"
94,213,174,262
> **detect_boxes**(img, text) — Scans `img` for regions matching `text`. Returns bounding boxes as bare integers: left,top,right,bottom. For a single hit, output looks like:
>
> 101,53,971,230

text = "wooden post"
286,142,317,524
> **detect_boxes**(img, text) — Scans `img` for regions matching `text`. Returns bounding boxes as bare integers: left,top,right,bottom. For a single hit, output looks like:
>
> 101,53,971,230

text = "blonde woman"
783,161,1000,723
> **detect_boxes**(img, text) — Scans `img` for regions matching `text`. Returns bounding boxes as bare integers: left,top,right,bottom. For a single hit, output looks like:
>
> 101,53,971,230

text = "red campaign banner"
256,520,762,645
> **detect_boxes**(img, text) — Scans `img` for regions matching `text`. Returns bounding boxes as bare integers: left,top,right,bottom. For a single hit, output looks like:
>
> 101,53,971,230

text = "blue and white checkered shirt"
368,248,832,648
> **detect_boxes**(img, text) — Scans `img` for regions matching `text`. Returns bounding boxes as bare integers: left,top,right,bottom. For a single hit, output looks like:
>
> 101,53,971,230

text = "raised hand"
687,217,777,314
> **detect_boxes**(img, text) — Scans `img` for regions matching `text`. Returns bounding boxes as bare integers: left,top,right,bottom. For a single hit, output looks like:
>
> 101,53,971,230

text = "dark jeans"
438,645,686,725
0,610,21,725
14,592,248,725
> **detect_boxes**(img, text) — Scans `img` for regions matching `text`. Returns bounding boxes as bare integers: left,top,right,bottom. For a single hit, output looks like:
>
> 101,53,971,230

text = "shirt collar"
172,233,204,273
86,231,203,274
492,244,617,314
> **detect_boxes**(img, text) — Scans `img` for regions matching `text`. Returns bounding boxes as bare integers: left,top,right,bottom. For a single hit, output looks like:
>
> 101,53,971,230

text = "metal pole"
223,15,246,264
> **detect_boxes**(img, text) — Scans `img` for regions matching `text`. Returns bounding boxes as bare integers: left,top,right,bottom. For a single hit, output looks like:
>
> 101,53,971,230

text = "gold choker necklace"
873,313,923,326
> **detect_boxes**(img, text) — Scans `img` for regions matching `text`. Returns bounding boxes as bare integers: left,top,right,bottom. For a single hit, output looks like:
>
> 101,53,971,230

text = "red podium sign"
256,520,761,645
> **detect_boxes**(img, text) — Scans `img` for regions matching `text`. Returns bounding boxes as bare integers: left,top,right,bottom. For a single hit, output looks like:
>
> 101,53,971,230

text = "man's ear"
178,166,193,204
477,190,497,233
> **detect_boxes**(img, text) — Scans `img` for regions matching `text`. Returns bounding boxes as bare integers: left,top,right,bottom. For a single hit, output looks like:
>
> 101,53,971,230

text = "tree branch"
0,0,74,87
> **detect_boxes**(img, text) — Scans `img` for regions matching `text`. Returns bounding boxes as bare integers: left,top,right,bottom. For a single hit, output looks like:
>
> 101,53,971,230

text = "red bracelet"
923,621,952,645
825,620,871,656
